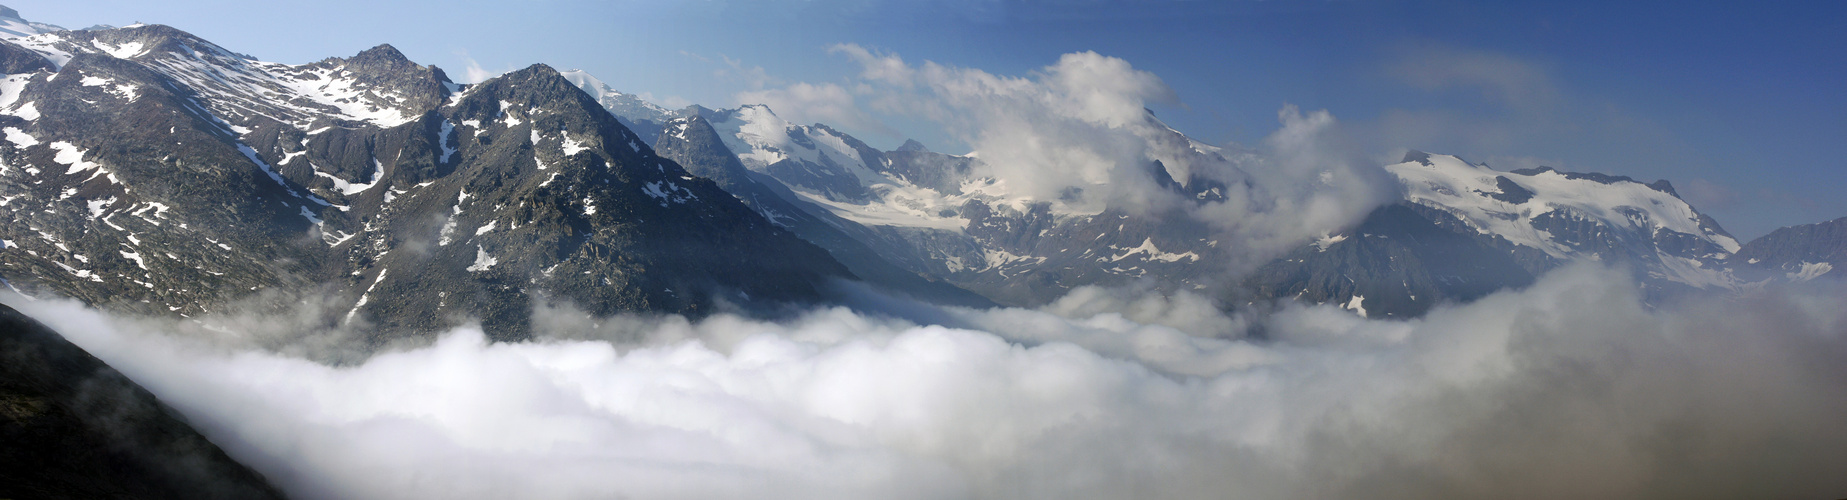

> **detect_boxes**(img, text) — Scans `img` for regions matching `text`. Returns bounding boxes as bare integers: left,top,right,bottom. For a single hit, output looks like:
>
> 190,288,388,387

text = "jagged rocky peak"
346,43,414,68
309,43,455,111
896,138,930,152
483,64,594,107
322,60,859,339
1730,216,1846,282
451,63,644,157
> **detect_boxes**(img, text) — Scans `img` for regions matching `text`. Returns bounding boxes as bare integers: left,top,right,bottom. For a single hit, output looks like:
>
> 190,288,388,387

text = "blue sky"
13,0,1844,239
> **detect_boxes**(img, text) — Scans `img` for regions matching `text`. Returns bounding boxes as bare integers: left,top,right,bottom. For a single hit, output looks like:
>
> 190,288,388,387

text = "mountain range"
0,19,856,345
0,13,1840,334
0,7,1843,497
597,100,1838,317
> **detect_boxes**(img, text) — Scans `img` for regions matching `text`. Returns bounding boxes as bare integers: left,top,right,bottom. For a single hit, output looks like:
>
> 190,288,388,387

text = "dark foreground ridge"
0,303,286,500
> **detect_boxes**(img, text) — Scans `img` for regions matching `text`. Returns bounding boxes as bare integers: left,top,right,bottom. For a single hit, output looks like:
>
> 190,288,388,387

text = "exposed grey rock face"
654,115,993,307
0,39,51,73
327,64,853,341
0,303,286,500
0,29,324,318
881,147,974,196
1242,204,1537,318
0,24,856,344
1730,216,1846,282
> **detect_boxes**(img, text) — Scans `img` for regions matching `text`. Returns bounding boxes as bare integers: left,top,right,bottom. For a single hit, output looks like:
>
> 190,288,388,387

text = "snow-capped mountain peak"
4,25,450,129
1388,151,1740,288
559,68,673,123
700,103,893,202
0,5,63,39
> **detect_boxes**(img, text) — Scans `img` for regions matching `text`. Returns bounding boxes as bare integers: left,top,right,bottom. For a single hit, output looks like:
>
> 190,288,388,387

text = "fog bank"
9,264,1847,499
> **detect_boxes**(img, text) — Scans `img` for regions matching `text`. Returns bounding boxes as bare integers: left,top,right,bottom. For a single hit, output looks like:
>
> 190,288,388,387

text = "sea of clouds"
8,263,1847,500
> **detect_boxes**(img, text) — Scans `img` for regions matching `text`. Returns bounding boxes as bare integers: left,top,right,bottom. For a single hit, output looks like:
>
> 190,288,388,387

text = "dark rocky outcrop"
0,303,286,500
1242,204,1537,318
0,39,53,74
1730,216,1847,282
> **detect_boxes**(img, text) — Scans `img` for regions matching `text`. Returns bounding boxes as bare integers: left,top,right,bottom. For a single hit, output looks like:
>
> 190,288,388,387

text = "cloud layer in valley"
9,264,1847,500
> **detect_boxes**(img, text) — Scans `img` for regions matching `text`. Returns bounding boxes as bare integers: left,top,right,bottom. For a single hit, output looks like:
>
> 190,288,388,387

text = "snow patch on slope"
1110,238,1201,263
1344,295,1367,317
49,141,99,175
313,158,385,196
1787,262,1833,282
3,126,37,148
466,245,498,272
642,181,696,206
91,39,147,59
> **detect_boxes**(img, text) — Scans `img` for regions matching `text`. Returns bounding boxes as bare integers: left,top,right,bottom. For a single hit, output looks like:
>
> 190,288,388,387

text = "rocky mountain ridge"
1729,216,1846,283
586,92,1835,316
0,7,1838,333
0,21,858,343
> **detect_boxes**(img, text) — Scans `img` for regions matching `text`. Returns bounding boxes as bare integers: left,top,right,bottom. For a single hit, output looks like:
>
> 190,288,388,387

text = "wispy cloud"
454,51,511,84
1682,177,1741,210
1387,43,1560,110
716,55,777,89
1371,44,1567,153
735,81,896,137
